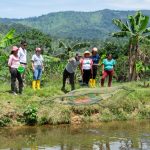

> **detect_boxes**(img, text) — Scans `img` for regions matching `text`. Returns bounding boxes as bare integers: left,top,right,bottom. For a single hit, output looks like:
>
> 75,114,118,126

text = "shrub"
0,117,11,127
23,105,38,125
99,108,115,122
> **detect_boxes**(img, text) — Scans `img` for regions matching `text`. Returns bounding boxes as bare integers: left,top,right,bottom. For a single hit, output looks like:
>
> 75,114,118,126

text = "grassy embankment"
0,80,150,127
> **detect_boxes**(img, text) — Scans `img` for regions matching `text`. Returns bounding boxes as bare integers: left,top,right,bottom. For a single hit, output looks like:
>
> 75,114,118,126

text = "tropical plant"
112,11,150,81
58,40,90,58
0,29,17,49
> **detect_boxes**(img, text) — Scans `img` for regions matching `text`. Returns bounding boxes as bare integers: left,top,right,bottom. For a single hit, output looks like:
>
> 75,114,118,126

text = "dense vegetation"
1,10,150,39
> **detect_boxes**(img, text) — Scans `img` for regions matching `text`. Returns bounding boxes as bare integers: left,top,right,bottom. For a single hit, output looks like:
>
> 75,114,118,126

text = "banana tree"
0,29,16,49
58,40,90,58
112,11,150,81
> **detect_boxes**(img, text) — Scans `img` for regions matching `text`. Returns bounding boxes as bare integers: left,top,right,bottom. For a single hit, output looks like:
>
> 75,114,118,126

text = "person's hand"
42,68,44,72
32,67,35,72
102,70,104,75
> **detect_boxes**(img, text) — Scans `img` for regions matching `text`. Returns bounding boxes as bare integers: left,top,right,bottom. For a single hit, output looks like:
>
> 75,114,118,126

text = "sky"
0,0,150,18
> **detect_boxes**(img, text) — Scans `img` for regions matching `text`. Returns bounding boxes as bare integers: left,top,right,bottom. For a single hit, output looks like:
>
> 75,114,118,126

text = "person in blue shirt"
90,47,100,87
101,53,116,87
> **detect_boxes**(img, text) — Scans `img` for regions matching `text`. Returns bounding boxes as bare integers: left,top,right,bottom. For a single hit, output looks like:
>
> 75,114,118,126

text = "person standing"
18,41,27,80
61,53,82,92
90,47,100,87
101,53,116,87
80,51,93,86
31,48,44,90
8,46,23,95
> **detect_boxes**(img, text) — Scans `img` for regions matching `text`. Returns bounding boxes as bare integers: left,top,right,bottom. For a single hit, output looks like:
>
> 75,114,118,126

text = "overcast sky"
1,0,150,18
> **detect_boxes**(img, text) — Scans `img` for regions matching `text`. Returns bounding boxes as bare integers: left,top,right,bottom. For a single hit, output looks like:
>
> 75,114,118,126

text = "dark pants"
101,70,114,87
10,68,23,93
62,69,75,90
83,69,91,85
92,66,98,79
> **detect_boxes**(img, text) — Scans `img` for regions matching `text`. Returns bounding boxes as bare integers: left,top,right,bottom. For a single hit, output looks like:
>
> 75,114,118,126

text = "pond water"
0,120,150,150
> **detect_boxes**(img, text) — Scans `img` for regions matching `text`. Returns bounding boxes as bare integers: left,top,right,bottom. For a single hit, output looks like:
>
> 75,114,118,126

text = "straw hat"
12,46,19,51
84,51,91,55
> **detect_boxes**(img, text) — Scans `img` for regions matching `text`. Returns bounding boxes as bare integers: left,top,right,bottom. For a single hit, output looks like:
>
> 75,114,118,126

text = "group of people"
8,41,116,95
61,47,116,92
8,41,44,95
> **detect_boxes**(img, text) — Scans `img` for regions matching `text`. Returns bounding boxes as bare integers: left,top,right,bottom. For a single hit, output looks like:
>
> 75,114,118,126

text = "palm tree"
112,11,150,81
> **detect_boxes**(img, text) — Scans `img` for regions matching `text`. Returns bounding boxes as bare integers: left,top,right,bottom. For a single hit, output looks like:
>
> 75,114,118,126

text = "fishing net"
40,86,135,106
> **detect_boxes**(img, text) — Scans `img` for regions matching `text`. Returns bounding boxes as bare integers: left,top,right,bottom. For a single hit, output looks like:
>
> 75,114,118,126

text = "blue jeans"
33,66,42,80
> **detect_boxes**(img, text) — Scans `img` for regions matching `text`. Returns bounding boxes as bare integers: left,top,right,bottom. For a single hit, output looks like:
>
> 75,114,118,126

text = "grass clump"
48,104,71,125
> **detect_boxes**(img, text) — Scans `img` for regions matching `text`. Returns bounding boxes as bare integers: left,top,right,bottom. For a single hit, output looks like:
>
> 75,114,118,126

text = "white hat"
92,47,98,52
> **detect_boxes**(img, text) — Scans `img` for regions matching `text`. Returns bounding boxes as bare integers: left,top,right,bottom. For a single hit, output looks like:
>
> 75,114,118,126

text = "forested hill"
1,9,150,39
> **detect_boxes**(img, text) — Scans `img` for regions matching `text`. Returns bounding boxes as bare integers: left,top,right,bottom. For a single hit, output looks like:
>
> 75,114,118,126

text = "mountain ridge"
0,9,150,39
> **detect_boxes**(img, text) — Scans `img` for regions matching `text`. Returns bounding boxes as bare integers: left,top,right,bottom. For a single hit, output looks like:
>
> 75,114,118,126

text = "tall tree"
112,11,150,81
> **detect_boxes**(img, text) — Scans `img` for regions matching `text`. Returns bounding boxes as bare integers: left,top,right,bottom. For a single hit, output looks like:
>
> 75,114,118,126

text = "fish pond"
0,120,150,150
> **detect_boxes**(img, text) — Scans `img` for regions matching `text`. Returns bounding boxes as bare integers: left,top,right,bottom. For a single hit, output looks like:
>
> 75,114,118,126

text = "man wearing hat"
80,51,93,86
61,53,82,92
8,46,23,95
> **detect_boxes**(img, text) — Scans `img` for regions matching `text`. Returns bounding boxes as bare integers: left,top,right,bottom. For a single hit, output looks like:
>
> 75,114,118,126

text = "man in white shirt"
18,41,27,81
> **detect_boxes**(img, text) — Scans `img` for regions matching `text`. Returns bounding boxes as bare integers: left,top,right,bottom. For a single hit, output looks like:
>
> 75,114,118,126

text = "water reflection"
0,120,150,150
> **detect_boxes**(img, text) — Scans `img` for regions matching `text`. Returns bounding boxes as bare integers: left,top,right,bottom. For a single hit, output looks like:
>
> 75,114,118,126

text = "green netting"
40,86,135,106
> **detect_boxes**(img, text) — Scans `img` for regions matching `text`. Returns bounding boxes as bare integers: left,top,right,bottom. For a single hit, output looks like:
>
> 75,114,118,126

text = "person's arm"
8,55,12,72
31,55,35,71
80,59,83,75
102,59,105,74
31,61,34,71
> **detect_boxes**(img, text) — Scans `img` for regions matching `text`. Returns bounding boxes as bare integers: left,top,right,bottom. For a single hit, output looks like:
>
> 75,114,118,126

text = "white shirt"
32,54,44,66
81,58,93,70
18,47,27,64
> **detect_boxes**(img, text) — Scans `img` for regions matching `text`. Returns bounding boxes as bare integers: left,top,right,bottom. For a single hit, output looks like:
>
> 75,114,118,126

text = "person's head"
35,47,41,55
21,40,27,49
75,52,82,61
107,53,112,60
84,51,91,58
11,46,19,55
92,47,98,55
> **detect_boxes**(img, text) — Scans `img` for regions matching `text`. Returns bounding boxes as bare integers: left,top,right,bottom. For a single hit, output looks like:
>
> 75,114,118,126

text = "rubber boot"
36,80,41,90
32,81,36,90
89,79,93,88
93,79,96,88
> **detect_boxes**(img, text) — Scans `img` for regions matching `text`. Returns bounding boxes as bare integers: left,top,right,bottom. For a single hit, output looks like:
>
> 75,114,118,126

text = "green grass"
0,81,149,127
